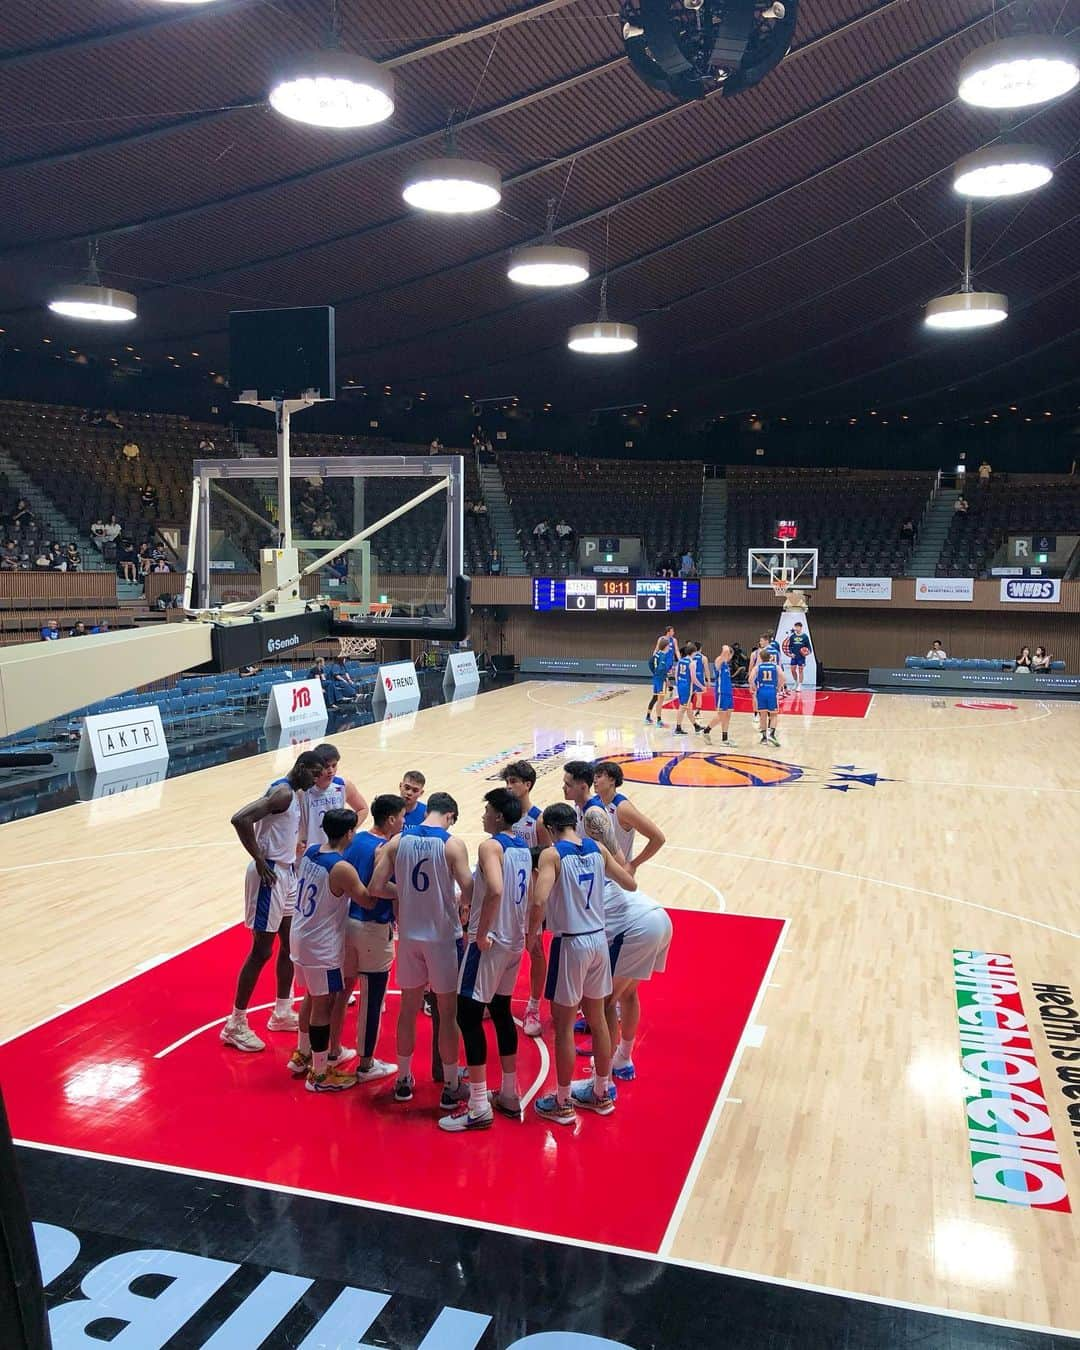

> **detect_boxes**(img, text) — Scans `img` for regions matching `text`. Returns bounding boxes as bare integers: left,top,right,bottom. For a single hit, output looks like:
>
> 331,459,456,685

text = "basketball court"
4,675,1079,1341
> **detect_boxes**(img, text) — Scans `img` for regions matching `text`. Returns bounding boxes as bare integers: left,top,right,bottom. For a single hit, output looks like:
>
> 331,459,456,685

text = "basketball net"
770,575,790,598
338,634,377,660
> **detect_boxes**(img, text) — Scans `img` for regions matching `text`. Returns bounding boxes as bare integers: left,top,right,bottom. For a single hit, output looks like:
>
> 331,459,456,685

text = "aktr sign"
75,706,169,775
264,678,328,730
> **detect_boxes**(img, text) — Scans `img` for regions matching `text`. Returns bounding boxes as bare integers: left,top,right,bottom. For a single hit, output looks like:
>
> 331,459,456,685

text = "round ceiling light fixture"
957,34,1079,109
269,48,394,128
508,243,590,287
47,243,137,323
953,142,1054,197
924,290,1008,331
402,156,501,214
568,277,637,354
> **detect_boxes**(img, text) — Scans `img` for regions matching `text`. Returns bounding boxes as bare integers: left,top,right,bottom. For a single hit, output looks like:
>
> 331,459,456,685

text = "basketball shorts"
715,686,733,712
293,963,345,997
545,931,612,1006
243,860,297,933
396,935,464,994
757,690,778,713
609,908,673,982
651,670,666,695
458,938,526,1004
345,918,394,976
676,682,692,707
789,655,805,668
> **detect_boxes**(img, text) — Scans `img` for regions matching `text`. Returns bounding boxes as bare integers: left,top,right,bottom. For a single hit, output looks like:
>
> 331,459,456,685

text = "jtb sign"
264,678,327,730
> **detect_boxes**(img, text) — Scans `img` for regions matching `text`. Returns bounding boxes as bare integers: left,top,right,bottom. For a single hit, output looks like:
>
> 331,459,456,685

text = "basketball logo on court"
606,751,803,789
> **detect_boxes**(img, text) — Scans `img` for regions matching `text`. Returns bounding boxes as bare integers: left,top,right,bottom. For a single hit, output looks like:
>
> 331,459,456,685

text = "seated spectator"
1033,646,1052,672
104,410,123,429
1,538,19,570
679,547,696,578
488,547,502,575
49,542,67,572
554,518,573,541
1015,646,1032,670
65,542,82,572
137,542,153,576
899,518,916,544
122,439,141,461
69,621,88,639
90,518,109,551
429,437,444,455
116,537,138,584
953,496,969,514
198,436,217,453
152,557,172,574
102,514,122,545
90,621,111,635
925,640,947,661
40,617,60,641
532,519,550,539
33,549,52,571
307,656,356,708
473,498,488,517
140,483,158,510
239,663,259,677
978,459,992,482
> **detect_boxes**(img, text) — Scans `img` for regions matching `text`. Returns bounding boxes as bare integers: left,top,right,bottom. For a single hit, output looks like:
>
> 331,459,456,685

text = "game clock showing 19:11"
532,578,701,612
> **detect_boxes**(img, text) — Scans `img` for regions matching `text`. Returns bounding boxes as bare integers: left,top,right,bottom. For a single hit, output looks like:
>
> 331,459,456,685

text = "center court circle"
607,751,803,788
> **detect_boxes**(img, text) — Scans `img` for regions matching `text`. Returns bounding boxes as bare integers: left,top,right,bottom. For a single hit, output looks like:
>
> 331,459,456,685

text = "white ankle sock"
231,1006,247,1025
298,1032,311,1054
312,1050,329,1076
273,998,292,1016
502,1070,517,1097
442,1061,461,1087
397,1054,412,1079
526,998,539,1013
469,1081,488,1113
613,1037,635,1064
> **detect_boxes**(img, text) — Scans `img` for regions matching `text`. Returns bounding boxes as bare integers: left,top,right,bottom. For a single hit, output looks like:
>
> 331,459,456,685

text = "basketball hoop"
770,574,790,597
338,634,377,660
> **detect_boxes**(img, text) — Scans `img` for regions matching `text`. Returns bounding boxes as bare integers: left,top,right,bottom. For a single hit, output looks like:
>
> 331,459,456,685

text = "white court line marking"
743,1024,768,1048
659,917,789,1257
898,774,1080,796
666,844,1080,940
17,1137,1080,1342
0,841,233,874
860,697,1058,733
648,863,726,911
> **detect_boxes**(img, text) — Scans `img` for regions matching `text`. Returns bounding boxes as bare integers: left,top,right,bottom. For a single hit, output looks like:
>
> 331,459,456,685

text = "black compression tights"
456,993,517,1065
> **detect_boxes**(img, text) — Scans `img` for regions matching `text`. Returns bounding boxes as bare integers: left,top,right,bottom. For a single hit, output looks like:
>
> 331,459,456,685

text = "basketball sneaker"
612,1061,636,1081
267,1008,300,1032
439,1074,470,1110
644,715,653,724
760,733,768,745
673,727,688,736
570,1080,616,1115
286,1048,311,1076
355,1057,396,1083
489,1090,522,1120
534,1093,576,1126
655,719,666,728
306,1066,358,1093
438,1103,494,1133
393,1074,415,1102
769,730,780,746
220,1019,265,1053
329,1046,357,1068
523,1006,542,1037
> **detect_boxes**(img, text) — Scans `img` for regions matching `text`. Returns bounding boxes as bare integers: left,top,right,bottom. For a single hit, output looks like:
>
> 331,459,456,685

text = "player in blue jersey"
499,760,552,1038
787,621,812,690
290,807,374,1092
221,750,325,1054
645,636,674,726
298,743,369,850
370,791,474,1108
702,644,736,745
529,802,638,1125
754,648,785,747
747,633,770,727
673,642,705,736
398,769,427,829
441,789,532,1133
690,640,709,732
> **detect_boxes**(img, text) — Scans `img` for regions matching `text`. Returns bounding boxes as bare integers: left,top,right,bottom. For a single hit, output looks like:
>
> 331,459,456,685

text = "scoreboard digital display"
532,578,700,613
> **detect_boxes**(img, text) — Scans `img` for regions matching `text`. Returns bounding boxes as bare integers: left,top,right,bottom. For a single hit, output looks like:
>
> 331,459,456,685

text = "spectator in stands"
1015,646,1032,670
926,640,947,661
39,617,60,641
116,536,138,584
954,496,969,514
532,519,550,540
429,437,444,455
122,439,140,462
90,517,109,551
65,542,81,572
152,557,172,574
1033,646,1052,672
10,499,34,530
33,549,51,571
240,663,259,677
679,547,696,579
91,621,111,635
899,518,916,544
102,514,122,546
198,435,216,453
136,542,153,577
978,459,992,483
69,622,88,639
474,498,488,517
140,483,158,511
488,547,502,575
104,410,123,430
1,538,19,570
49,542,67,572
555,518,574,543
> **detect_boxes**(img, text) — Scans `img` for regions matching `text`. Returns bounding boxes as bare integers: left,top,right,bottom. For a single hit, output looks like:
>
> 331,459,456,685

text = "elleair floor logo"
604,751,893,792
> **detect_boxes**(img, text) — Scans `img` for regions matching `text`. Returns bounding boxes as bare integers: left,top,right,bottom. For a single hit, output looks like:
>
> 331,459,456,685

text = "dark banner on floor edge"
19,1147,1073,1350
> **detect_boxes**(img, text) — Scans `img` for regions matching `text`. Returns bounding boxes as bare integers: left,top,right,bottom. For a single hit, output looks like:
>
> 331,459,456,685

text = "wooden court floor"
3,680,1079,1335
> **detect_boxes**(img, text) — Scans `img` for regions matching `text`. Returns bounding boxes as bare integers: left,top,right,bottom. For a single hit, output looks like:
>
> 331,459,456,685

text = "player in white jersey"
583,806,673,1082
529,802,637,1126
221,750,324,1053
440,789,532,1133
587,760,666,875
499,760,551,1038
290,808,373,1093
298,742,369,849
561,760,595,832
370,791,474,1109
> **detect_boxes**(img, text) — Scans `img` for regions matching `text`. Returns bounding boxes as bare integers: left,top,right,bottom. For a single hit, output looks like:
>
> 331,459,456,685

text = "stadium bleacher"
937,477,1080,577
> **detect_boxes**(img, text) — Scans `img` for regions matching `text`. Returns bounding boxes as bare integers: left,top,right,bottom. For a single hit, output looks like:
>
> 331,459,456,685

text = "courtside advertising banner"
835,577,893,601
999,578,1061,604
264,678,327,730
916,577,974,602
373,661,421,714
76,705,169,775
443,650,480,695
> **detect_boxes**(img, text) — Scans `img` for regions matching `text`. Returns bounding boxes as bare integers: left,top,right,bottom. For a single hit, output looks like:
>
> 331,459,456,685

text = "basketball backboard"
747,546,818,590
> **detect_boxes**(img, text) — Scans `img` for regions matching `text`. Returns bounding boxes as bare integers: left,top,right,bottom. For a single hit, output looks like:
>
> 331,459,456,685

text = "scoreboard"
532,577,700,613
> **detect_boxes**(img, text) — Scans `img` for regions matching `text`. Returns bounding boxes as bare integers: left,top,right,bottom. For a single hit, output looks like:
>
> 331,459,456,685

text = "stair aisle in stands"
480,463,528,576
907,488,959,577
0,450,101,567
698,477,728,575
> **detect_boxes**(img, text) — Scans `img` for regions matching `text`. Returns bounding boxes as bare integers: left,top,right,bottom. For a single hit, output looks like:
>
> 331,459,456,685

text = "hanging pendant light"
402,123,501,214
48,242,136,323
568,278,638,354
269,1,393,129
953,142,1054,197
957,33,1079,109
508,197,589,287
924,203,1007,331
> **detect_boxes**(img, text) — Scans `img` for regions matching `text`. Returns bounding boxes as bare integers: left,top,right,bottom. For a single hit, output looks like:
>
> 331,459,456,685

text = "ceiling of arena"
0,0,1078,420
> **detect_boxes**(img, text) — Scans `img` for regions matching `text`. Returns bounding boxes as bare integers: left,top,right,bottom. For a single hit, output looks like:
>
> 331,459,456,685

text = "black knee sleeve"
456,995,488,1066
309,1023,330,1052
489,994,518,1058
362,971,389,1059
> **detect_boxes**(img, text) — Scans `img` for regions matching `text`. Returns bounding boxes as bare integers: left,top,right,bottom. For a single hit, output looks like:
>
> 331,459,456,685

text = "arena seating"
937,477,1080,577
725,468,935,577
498,454,703,575
904,655,1066,671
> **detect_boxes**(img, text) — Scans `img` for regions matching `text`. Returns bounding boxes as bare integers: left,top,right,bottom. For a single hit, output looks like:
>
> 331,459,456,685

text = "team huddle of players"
220,745,671,1133
646,625,812,748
